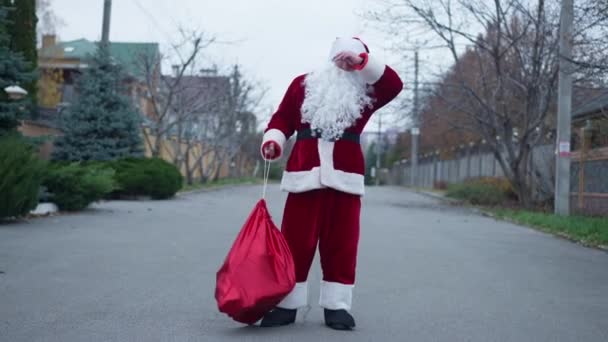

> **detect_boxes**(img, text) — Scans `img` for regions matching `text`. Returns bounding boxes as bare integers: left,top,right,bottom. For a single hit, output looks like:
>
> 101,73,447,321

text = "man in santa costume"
259,37,403,330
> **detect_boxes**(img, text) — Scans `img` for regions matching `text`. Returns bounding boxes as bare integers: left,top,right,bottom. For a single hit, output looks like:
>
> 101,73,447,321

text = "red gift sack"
215,198,296,325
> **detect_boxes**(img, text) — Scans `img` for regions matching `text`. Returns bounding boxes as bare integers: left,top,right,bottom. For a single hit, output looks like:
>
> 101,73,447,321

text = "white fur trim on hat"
329,37,368,60
356,54,386,85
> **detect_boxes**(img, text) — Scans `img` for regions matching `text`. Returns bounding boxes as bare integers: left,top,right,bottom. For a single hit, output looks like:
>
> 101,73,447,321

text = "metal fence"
388,143,608,215
389,144,555,198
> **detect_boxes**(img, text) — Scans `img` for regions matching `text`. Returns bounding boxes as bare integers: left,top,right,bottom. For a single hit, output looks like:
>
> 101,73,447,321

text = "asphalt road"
1,185,607,342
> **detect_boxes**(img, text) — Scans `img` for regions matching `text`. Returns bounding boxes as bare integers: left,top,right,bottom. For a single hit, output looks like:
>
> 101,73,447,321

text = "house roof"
573,90,608,119
39,39,159,79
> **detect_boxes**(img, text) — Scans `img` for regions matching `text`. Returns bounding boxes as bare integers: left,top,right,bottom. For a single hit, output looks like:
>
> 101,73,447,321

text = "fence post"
456,151,461,181
478,147,483,177
467,145,472,180
432,155,437,187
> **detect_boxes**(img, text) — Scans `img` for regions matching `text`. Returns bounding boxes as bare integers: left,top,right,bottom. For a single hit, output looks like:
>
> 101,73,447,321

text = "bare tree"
203,65,267,181
366,0,608,207
138,29,215,157
569,0,608,76
166,71,226,183
36,0,64,40
137,30,266,184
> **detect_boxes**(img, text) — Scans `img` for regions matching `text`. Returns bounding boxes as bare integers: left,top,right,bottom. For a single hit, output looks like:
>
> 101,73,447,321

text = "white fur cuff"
261,128,287,160
357,54,385,85
319,280,354,310
278,282,308,309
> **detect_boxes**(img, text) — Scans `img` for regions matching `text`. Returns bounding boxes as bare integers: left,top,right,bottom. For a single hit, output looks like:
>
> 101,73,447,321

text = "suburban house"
570,90,608,216
36,34,159,120
149,70,258,181
18,35,258,182
572,90,608,149
18,34,160,159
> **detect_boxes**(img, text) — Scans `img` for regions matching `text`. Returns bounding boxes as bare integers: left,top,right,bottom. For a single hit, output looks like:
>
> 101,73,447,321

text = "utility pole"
410,50,420,188
375,113,382,186
555,0,574,216
101,0,112,47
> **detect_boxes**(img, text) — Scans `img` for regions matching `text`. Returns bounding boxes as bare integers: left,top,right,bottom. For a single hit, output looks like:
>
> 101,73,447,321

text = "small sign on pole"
558,141,571,157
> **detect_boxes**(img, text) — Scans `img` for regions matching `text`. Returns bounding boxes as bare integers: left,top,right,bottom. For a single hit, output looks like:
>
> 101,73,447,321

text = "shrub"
446,182,505,205
268,162,284,180
110,157,183,200
467,177,517,200
0,135,46,219
433,180,449,190
43,163,115,211
446,177,516,206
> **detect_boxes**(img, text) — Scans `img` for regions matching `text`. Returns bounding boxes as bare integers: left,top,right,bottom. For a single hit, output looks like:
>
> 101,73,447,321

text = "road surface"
1,185,607,341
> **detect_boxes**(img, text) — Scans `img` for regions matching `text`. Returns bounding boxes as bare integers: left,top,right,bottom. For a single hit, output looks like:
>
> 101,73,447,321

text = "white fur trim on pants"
261,128,287,160
319,281,354,310
277,282,308,309
356,54,385,85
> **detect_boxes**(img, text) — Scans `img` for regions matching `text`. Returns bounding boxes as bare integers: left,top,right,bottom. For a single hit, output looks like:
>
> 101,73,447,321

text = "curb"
177,181,268,196
411,189,463,205
30,202,59,216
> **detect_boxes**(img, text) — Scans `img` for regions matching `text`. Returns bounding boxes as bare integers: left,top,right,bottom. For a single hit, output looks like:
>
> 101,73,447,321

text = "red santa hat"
329,37,370,60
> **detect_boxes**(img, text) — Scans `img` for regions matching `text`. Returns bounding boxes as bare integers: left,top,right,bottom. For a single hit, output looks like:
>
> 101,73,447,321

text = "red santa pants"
276,188,361,311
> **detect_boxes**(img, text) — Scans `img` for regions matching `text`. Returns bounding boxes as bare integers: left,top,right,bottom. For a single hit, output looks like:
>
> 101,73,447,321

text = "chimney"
42,34,56,49
172,65,180,77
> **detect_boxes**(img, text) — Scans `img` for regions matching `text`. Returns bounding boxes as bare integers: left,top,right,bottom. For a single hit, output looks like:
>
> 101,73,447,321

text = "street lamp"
4,85,28,100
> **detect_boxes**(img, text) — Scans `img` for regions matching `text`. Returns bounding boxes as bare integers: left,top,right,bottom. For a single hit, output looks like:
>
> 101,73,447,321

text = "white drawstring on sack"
262,159,271,199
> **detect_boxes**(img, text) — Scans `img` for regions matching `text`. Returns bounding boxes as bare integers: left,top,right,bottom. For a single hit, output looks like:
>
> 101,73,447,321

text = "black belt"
296,128,360,144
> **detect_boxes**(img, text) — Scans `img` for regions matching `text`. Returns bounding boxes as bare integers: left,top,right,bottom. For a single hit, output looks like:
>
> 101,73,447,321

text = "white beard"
301,63,374,141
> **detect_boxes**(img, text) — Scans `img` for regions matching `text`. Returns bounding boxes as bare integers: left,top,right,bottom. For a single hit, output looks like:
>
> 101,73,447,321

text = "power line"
131,0,176,44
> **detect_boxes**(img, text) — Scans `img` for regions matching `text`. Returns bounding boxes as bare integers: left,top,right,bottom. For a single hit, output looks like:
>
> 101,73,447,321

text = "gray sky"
49,0,413,132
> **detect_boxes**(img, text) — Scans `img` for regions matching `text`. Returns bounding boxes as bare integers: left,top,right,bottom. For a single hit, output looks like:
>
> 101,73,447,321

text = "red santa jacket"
261,55,403,196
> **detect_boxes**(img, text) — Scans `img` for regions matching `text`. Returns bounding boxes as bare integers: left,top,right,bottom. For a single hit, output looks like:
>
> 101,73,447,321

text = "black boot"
260,307,297,327
324,309,356,330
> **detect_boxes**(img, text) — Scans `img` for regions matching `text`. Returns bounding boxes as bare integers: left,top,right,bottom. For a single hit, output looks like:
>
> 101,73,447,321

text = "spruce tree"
4,0,38,114
52,46,144,161
0,5,34,134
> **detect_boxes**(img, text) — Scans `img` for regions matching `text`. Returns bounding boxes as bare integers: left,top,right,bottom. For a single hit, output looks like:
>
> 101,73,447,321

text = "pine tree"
0,5,34,134
4,0,38,113
52,46,144,161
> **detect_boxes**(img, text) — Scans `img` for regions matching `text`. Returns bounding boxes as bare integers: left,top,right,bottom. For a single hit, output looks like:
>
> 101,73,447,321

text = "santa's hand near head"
332,51,366,71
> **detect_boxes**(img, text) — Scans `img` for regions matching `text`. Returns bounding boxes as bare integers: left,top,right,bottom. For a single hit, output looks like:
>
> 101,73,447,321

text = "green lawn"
492,209,608,248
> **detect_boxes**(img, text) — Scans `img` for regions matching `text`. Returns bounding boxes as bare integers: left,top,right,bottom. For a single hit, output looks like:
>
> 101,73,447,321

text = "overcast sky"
48,0,416,132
